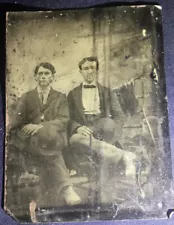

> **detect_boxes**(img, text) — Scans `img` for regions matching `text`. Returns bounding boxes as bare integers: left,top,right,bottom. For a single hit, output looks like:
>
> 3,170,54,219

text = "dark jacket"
67,83,124,138
9,87,69,152
10,87,69,130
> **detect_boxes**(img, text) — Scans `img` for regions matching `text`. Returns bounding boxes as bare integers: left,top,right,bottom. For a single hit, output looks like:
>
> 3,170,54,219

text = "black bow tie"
83,85,96,88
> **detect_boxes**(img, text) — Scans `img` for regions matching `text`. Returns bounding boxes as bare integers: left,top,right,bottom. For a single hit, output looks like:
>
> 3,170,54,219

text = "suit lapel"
27,89,42,122
30,88,42,109
73,84,87,124
44,87,56,108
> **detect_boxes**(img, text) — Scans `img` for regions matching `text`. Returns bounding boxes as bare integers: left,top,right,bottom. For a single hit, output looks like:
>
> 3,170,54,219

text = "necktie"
40,92,45,105
83,85,96,88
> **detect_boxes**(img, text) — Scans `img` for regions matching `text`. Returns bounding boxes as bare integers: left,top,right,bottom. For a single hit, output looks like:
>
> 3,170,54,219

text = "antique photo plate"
4,5,173,222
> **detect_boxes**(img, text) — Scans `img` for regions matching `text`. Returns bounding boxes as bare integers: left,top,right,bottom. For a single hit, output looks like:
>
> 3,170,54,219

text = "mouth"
40,80,48,86
87,74,95,79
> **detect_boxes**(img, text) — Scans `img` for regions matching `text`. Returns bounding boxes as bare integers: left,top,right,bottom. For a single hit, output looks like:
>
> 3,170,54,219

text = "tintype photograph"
4,5,173,222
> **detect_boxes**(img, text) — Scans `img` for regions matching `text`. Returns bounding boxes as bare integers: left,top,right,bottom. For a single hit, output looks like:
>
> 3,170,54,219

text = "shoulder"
19,89,36,100
68,84,81,96
51,89,67,101
72,84,82,92
51,88,65,96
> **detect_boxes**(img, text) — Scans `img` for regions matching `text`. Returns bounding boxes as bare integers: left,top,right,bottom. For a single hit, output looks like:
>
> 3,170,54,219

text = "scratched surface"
3,5,174,224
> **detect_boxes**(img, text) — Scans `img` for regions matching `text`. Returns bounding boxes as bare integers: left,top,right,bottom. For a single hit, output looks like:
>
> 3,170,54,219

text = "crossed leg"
70,133,136,178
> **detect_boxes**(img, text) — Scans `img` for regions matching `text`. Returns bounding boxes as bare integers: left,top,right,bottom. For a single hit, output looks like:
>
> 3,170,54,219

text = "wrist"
74,126,81,134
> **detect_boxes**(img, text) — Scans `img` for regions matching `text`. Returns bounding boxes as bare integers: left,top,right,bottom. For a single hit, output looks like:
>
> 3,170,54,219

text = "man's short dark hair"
34,62,56,75
78,56,99,70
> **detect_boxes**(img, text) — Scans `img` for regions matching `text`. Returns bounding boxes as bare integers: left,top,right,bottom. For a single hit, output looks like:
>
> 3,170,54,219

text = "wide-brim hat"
93,117,121,144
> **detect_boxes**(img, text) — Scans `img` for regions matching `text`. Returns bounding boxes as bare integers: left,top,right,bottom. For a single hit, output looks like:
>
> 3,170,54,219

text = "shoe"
62,186,81,206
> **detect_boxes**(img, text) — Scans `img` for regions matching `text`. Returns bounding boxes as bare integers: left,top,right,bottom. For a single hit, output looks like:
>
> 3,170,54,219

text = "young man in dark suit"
67,57,136,178
9,62,81,208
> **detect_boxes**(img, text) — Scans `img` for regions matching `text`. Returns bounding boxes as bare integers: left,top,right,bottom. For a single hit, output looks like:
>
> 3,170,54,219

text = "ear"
34,74,38,81
51,73,55,81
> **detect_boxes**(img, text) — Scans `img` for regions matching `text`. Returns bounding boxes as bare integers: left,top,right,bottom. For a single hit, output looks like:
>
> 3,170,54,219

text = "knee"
123,151,136,163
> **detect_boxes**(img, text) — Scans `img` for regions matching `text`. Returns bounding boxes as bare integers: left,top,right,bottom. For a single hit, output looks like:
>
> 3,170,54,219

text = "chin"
88,80,94,83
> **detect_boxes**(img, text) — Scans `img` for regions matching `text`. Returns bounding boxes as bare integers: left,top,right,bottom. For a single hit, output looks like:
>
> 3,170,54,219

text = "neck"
84,80,97,85
38,85,50,92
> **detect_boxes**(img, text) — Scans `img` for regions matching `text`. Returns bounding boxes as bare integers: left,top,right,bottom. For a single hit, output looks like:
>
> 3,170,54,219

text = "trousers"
69,115,136,179
8,125,71,208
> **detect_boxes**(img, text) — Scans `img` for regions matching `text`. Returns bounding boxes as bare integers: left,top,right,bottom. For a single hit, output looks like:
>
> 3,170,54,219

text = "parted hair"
78,56,99,70
34,62,56,75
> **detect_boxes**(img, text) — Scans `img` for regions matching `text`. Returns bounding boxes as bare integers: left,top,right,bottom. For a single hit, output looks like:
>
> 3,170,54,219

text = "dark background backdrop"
0,0,174,225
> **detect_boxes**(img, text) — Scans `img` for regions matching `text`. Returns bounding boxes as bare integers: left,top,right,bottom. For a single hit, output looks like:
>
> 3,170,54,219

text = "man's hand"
76,126,93,137
22,124,43,136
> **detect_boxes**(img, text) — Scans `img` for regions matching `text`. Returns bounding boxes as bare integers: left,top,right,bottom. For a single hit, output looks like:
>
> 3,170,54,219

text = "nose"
41,74,46,79
88,68,93,74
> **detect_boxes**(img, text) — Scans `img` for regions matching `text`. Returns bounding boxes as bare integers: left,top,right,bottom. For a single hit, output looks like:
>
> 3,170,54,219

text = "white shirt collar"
37,85,51,94
82,81,97,87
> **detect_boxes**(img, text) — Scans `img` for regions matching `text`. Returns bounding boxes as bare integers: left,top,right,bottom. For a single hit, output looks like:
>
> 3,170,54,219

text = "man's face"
35,66,54,87
80,61,98,84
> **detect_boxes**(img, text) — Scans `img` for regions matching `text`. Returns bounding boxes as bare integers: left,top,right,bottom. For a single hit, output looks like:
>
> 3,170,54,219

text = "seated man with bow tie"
67,57,136,179
9,62,81,210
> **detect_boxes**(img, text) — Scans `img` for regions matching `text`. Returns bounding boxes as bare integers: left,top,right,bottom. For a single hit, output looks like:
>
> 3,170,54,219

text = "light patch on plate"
155,5,162,10
142,29,147,37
